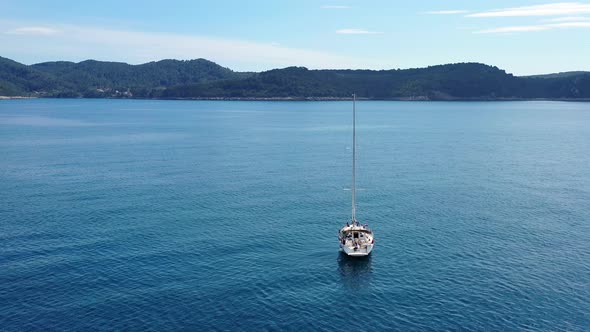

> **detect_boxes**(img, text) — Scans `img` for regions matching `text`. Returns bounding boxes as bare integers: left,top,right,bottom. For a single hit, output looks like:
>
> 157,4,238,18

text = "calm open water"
1,99,589,331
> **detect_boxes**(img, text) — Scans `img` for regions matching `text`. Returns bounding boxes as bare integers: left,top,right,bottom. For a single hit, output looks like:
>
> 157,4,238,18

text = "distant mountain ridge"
1,56,589,100
0,57,250,98
523,71,590,79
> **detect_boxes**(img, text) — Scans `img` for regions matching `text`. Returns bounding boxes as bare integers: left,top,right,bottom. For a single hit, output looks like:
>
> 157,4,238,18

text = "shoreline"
157,96,590,102
0,96,37,100
2,96,590,102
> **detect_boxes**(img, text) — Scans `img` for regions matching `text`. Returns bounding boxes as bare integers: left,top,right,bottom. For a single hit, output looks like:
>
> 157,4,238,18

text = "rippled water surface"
1,99,589,331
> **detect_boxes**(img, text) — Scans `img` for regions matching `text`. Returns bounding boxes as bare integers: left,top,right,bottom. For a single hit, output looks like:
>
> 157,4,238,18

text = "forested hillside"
1,56,589,100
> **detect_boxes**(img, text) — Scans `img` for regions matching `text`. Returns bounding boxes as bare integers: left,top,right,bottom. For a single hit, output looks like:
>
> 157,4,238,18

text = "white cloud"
336,28,383,34
0,21,384,70
474,20,590,33
549,21,590,26
544,16,590,21
467,2,590,17
321,5,351,9
4,26,59,35
425,10,469,15
467,3,590,34
474,26,551,33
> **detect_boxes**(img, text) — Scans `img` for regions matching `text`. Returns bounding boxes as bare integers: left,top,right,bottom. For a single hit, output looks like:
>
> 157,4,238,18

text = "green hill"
27,58,249,98
0,56,70,96
525,71,590,79
162,63,590,100
1,56,589,100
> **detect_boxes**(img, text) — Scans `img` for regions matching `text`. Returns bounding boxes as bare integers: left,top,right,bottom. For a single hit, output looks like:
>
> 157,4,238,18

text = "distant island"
1,56,589,101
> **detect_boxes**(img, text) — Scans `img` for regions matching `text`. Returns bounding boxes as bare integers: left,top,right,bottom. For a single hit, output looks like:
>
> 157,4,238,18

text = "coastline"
2,95,590,102
0,96,37,100
157,96,590,102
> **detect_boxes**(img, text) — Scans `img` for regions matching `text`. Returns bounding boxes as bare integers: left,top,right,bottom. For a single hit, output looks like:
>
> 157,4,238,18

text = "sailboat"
339,94,375,257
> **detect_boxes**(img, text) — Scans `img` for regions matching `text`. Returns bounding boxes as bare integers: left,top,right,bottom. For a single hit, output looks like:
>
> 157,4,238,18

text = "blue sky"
1,1,590,75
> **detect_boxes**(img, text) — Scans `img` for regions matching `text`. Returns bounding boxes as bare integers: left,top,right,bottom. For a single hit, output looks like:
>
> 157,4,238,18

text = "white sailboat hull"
340,243,374,256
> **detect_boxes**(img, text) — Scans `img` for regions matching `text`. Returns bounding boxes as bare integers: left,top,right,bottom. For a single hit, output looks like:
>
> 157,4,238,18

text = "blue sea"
1,99,589,331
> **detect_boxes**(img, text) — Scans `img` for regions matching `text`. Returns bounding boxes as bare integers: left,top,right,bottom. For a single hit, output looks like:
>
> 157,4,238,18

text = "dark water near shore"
1,99,589,331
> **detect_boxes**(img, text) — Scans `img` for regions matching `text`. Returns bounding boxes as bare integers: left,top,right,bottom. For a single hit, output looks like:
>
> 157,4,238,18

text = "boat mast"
351,93,357,224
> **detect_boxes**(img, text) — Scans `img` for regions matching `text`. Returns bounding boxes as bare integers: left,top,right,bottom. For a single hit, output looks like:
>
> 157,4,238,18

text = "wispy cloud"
475,26,551,33
321,5,351,9
336,28,383,34
425,10,469,15
4,26,59,35
543,16,590,21
0,21,384,70
550,21,590,26
474,21,590,33
467,2,590,17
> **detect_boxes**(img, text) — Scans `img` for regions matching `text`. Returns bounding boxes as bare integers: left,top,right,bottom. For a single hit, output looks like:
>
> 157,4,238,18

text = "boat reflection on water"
337,252,373,289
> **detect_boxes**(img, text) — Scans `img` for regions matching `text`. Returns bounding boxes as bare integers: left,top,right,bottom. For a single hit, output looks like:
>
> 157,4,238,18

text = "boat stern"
340,243,374,256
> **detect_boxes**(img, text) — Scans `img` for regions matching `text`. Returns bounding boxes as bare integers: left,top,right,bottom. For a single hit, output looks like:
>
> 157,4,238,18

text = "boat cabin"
340,226,373,246
341,228,372,238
